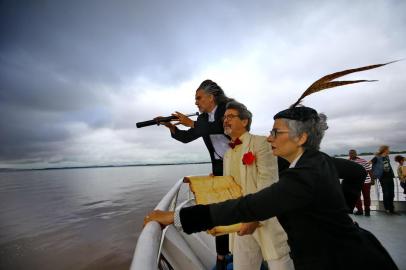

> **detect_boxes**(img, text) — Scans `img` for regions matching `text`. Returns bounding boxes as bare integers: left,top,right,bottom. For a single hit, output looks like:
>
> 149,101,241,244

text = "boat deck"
352,210,406,269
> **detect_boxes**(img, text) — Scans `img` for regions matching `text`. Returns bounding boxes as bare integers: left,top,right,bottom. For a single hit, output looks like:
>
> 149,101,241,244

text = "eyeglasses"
222,114,240,121
269,128,290,138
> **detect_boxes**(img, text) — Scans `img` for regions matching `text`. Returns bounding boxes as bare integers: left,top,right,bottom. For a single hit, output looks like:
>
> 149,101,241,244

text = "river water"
0,163,211,270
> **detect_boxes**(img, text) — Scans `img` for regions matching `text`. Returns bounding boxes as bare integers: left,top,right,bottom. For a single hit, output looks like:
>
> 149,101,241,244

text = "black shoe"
365,210,370,216
389,210,401,215
354,210,363,216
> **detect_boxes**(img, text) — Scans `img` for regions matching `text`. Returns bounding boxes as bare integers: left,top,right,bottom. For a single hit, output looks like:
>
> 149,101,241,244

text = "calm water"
0,164,211,270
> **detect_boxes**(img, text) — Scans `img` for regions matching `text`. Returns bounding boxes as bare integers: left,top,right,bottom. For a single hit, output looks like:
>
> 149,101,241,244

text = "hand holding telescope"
136,112,199,128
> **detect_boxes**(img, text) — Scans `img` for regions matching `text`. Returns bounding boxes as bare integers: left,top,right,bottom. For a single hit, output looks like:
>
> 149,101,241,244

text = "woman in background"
394,155,406,195
371,145,398,214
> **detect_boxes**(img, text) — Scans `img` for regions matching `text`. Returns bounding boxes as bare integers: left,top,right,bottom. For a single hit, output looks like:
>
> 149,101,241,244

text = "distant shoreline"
0,161,212,172
333,150,406,158
2,150,405,172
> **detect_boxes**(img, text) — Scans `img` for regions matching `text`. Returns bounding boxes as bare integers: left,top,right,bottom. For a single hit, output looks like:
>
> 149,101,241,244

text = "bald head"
349,149,357,160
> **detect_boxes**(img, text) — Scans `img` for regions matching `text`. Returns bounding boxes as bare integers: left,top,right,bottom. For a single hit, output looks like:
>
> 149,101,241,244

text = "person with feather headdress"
145,62,399,270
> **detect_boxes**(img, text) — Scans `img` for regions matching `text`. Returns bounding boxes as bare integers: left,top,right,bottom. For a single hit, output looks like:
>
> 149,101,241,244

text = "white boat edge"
130,178,217,270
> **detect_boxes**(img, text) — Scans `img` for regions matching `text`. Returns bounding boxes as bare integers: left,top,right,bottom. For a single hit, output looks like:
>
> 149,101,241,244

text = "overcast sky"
1,0,405,169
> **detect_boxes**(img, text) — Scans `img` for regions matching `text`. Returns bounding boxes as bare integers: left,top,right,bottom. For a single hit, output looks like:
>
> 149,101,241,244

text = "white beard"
224,127,232,136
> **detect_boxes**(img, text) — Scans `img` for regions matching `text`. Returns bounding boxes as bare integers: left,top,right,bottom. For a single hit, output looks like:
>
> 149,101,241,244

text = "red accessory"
229,138,242,149
242,151,255,165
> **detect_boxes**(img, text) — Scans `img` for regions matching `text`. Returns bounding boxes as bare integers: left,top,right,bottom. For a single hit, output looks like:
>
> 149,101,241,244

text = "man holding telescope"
157,79,233,270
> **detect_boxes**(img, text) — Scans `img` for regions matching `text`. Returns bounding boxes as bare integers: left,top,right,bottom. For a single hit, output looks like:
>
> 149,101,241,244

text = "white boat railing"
373,177,404,201
130,178,184,270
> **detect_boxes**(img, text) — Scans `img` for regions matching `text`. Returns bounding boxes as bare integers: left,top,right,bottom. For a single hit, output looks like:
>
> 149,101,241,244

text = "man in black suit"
160,79,232,270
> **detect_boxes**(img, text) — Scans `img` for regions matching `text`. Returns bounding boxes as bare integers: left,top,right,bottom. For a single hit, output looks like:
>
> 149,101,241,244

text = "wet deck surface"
352,210,406,270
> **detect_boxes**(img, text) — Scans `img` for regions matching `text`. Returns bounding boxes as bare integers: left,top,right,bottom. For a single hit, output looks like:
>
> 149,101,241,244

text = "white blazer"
224,133,290,260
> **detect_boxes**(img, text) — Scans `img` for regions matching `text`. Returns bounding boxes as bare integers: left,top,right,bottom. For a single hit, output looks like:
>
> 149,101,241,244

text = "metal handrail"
370,177,405,212
130,178,184,270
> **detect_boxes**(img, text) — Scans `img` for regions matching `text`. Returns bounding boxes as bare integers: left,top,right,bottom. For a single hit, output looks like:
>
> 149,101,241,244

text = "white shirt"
207,106,217,122
208,106,230,160
289,152,304,168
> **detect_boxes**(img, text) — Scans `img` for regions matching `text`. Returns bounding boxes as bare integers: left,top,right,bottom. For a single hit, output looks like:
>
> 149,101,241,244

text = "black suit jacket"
181,150,397,270
171,103,229,175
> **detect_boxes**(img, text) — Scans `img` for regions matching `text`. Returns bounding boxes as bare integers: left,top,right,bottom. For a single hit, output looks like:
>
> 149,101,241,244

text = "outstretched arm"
146,167,317,234
182,167,315,234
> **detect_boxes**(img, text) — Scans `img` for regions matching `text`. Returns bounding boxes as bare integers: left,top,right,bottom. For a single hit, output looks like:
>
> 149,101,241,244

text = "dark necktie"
229,138,242,149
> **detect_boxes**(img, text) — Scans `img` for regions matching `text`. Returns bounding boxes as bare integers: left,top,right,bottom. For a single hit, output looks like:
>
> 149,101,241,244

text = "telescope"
136,112,199,128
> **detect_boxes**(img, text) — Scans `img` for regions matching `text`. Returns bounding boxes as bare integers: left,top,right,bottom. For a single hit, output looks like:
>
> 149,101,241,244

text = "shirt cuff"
174,208,183,231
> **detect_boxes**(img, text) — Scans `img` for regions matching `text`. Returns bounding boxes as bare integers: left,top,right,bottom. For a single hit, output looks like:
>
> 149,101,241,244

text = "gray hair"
225,100,252,131
198,80,231,105
283,113,328,150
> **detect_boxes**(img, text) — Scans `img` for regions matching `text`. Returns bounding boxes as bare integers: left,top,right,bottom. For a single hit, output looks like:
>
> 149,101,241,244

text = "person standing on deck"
222,101,293,270
348,149,374,216
394,155,406,195
371,145,399,215
157,79,232,270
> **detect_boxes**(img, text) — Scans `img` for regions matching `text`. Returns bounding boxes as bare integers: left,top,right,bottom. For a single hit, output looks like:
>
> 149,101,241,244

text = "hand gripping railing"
130,178,183,270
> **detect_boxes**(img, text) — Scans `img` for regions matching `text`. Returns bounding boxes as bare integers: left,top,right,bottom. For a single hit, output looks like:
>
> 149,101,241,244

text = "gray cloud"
1,0,405,169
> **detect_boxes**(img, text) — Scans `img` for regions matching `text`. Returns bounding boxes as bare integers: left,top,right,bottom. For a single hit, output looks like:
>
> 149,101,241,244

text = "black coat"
171,103,229,175
180,150,397,270
278,156,366,211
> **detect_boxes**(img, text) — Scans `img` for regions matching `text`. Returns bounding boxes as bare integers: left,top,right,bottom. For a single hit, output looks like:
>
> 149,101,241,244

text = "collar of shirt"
289,152,304,168
208,105,218,122
238,131,249,145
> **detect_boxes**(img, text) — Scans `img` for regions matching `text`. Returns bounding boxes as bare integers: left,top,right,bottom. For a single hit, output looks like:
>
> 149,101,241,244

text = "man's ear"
242,119,248,129
209,94,215,103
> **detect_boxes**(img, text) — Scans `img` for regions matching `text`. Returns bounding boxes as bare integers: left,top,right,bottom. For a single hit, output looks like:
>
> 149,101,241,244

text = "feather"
290,60,398,108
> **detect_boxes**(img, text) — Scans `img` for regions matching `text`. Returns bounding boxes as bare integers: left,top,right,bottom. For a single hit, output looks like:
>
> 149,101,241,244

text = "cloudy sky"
1,0,405,169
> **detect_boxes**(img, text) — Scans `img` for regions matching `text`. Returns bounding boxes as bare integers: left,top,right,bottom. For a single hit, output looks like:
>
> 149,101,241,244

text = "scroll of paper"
183,175,243,236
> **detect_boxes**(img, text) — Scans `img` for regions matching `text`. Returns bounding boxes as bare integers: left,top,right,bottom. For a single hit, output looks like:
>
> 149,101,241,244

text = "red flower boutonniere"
242,151,255,165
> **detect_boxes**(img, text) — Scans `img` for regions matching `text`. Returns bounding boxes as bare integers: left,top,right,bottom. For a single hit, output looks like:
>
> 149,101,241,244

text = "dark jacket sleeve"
333,158,366,211
179,166,317,233
179,204,214,234
171,114,206,143
209,167,317,226
171,125,201,143
171,112,225,143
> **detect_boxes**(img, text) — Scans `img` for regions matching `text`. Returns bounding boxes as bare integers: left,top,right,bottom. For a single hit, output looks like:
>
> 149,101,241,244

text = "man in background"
349,149,373,216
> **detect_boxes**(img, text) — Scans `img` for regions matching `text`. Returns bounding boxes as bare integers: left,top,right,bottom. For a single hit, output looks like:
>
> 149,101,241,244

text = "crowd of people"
348,146,405,216
145,62,402,270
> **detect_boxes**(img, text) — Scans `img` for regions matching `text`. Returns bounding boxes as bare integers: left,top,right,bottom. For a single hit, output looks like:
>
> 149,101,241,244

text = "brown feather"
290,61,397,108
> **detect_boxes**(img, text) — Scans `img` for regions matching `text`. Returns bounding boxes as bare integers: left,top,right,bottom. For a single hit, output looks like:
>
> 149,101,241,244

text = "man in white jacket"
222,101,294,270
